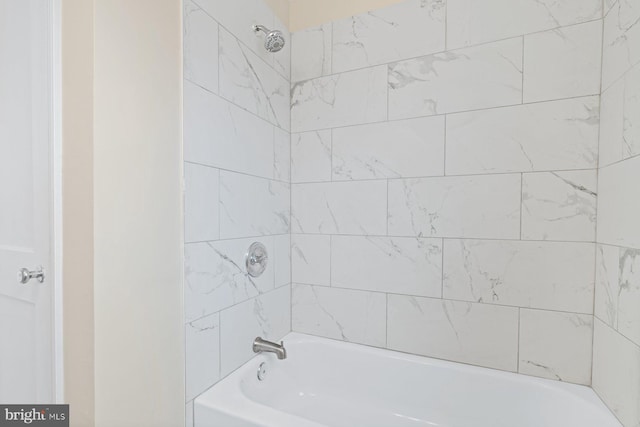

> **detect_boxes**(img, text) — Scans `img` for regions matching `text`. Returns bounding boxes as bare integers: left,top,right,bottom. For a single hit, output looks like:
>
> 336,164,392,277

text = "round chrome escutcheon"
257,362,267,381
246,242,268,278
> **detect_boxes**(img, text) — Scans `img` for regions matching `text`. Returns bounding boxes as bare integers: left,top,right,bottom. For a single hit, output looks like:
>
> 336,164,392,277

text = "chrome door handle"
17,266,45,284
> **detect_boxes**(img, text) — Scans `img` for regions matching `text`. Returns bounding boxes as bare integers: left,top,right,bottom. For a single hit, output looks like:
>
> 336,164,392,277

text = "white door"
0,0,54,403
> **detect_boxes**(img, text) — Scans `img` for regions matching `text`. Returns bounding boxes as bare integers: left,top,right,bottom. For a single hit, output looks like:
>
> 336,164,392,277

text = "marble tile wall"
290,0,603,389
183,0,291,424
593,1,640,425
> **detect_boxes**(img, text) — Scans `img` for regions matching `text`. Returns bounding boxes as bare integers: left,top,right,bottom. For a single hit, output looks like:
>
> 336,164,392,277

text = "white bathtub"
195,333,621,427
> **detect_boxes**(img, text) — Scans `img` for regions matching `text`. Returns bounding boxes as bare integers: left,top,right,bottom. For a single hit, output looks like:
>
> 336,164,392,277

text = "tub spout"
253,337,287,360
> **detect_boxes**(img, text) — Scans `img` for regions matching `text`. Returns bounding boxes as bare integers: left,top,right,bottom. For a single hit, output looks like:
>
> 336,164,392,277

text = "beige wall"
62,0,184,426
61,1,94,426
288,0,404,31
92,0,184,426
265,0,290,26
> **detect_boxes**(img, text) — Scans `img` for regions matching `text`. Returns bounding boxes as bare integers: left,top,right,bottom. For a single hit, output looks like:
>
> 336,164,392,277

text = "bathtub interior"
196,333,622,427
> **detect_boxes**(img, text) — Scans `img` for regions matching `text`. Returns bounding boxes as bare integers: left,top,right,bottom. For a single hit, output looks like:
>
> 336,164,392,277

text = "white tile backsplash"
291,65,388,132
331,236,443,297
598,155,640,249
523,20,602,103
332,116,445,180
292,284,387,347
183,80,275,179
331,0,446,74
443,239,595,313
446,0,602,49
521,170,598,242
184,0,219,93
291,130,332,183
519,309,593,384
184,163,219,243
186,313,220,401
602,0,640,90
388,38,523,119
181,0,632,406
592,319,640,427
445,96,600,175
291,234,331,286
387,295,519,371
183,0,291,404
219,27,290,130
291,181,387,235
219,286,291,376
388,174,522,239
291,24,332,82
184,238,275,322
219,171,290,239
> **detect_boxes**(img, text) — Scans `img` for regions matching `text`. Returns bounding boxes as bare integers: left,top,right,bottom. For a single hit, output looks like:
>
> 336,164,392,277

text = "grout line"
185,78,291,134
291,92,601,135
286,282,596,317
289,167,600,185
443,114,448,176
517,307,521,373
285,233,599,245
519,173,524,239
290,17,605,84
184,160,290,185
521,36,525,104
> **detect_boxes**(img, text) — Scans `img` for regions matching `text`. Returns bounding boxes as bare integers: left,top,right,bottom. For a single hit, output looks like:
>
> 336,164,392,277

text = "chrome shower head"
253,25,286,53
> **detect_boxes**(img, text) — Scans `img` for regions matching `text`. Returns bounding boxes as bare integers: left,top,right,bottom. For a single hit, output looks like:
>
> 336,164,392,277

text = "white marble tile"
331,236,443,297
446,0,602,49
446,96,600,175
220,286,291,376
274,234,291,288
273,127,290,182
291,66,388,132
519,309,593,385
272,15,291,80
388,174,521,239
599,76,626,167
443,239,596,313
332,0,446,74
183,81,274,179
291,234,331,286
388,38,523,120
523,21,602,103
184,238,275,322
332,116,445,180
601,63,640,165
184,163,219,243
602,0,640,90
597,155,640,249
193,0,277,67
219,171,289,239
291,24,331,82
219,28,290,130
291,181,387,235
186,401,194,427
184,0,219,93
387,295,519,371
618,248,640,346
521,171,598,242
592,319,640,427
623,64,640,160
292,284,386,347
604,0,617,17
595,244,621,328
291,130,332,183
186,313,220,401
